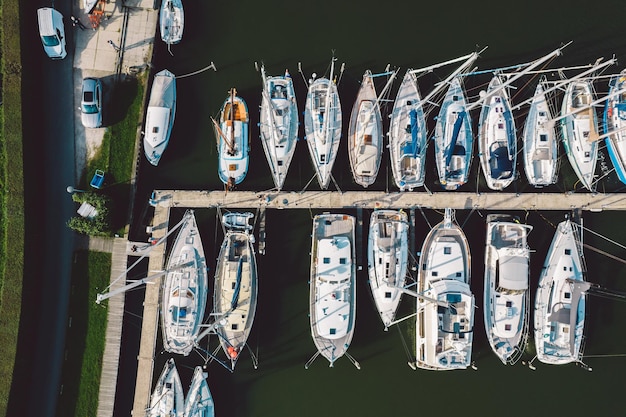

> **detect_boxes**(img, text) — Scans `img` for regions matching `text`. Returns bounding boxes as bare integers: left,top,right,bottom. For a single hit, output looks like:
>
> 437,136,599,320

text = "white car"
37,8,67,60
80,78,103,128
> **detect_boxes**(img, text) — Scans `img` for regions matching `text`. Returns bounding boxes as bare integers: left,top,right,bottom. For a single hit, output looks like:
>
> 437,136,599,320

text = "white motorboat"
483,214,533,365
160,0,184,45
478,74,517,190
259,65,298,191
213,88,249,190
367,209,409,330
522,79,559,187
414,208,474,370
388,70,428,191
534,218,589,365
213,211,258,370
603,69,626,185
147,358,184,417
561,79,599,191
161,210,208,356
183,366,215,417
308,213,357,368
348,70,397,187
433,77,473,190
144,69,176,166
303,57,343,190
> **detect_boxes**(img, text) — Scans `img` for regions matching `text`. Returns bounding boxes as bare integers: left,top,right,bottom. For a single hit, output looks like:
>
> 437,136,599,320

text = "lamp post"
66,185,85,194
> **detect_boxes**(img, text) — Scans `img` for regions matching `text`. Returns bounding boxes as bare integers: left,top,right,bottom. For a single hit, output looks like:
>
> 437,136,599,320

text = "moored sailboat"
478,74,517,190
161,210,208,356
560,79,599,191
183,366,215,417
160,0,184,46
414,208,474,370
144,69,177,166
367,209,409,330
259,65,299,191
534,218,589,365
603,69,626,185
483,214,533,365
303,57,343,190
307,213,358,368
522,79,559,186
388,70,428,191
213,88,249,190
147,358,184,417
213,212,258,370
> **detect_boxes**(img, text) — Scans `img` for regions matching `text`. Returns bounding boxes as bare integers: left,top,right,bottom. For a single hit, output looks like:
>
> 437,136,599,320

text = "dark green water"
127,1,626,416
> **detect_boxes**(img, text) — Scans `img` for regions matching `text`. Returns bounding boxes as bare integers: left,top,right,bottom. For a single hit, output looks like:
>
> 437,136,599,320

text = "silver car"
80,77,103,128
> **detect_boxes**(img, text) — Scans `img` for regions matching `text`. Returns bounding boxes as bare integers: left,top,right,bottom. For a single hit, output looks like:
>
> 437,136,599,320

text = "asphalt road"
9,1,76,416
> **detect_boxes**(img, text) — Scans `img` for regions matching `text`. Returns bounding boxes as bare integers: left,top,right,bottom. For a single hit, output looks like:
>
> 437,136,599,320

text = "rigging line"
417,205,432,230
580,224,626,251
582,243,626,265
175,62,217,79
583,353,626,358
396,324,414,362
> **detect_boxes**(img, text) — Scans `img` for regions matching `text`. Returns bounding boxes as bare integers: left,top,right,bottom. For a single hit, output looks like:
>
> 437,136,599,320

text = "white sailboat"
213,88,249,190
213,211,258,370
522,79,559,186
259,65,299,191
144,69,176,166
348,69,397,188
433,76,473,190
303,57,343,190
307,213,358,368
388,70,428,191
483,214,533,365
603,69,626,185
147,358,184,417
183,366,215,417
367,209,409,330
478,74,517,190
161,210,208,356
160,0,184,46
561,79,599,191
534,218,589,365
414,208,474,370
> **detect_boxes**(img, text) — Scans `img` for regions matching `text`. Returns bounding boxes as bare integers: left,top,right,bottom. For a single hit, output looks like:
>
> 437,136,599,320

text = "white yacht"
603,69,626,185
147,358,184,417
183,366,215,417
213,212,258,370
414,208,474,370
160,0,184,45
367,209,409,330
259,65,298,191
308,213,357,367
161,210,208,356
144,69,176,166
534,218,589,365
483,214,533,365
304,57,343,190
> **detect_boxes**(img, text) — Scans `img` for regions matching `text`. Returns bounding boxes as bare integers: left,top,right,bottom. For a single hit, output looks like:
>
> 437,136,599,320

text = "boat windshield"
42,35,59,47
82,104,99,114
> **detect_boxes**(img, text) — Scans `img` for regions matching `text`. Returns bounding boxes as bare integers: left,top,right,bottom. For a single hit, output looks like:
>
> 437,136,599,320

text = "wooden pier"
150,189,626,211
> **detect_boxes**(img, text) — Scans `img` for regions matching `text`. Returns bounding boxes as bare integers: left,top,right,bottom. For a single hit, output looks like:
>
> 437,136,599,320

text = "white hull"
478,75,517,190
160,0,184,45
215,91,249,188
304,67,342,190
161,210,208,356
367,210,409,330
213,212,258,370
144,69,176,166
309,213,356,366
148,358,184,417
184,366,215,417
534,219,587,365
483,214,532,365
433,77,473,190
389,70,428,190
415,208,474,370
348,71,383,188
603,70,626,184
259,68,298,191
523,81,558,186
561,80,598,191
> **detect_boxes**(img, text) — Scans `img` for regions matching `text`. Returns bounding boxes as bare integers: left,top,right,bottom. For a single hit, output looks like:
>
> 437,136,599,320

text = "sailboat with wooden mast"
259,64,299,191
304,56,343,190
213,88,249,190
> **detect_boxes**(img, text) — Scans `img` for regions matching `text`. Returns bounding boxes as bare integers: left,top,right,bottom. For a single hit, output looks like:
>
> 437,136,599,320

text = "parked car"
80,77,103,128
37,8,67,60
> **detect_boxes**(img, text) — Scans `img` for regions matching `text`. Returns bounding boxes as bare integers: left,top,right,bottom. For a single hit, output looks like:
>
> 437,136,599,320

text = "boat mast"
319,56,337,181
